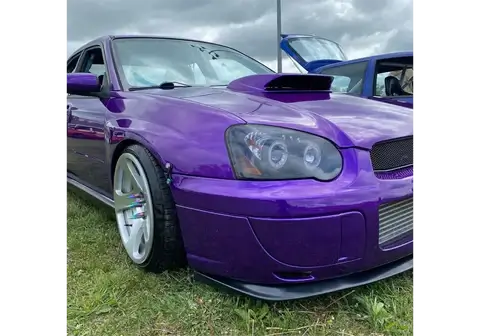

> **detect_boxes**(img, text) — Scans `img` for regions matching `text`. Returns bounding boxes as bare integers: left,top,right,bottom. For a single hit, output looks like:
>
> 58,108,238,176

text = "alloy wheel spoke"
114,190,137,211
125,220,145,256
142,218,150,242
125,160,144,193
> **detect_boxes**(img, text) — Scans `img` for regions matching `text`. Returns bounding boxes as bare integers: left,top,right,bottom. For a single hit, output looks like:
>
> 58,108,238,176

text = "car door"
67,45,112,195
279,34,347,73
370,56,414,107
63,52,82,165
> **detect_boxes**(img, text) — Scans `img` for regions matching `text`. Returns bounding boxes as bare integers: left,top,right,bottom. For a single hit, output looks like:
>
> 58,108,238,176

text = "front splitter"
194,255,413,301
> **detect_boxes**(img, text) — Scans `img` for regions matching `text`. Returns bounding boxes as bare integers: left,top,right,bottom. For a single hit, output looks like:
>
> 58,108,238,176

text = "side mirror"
67,73,101,95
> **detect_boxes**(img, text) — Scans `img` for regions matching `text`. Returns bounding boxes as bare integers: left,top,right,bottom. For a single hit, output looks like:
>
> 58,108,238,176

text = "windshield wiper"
129,81,193,91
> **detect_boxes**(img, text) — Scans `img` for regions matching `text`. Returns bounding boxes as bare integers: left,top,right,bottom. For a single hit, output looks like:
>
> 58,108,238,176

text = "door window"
77,47,106,77
67,53,81,73
374,57,413,96
319,61,368,94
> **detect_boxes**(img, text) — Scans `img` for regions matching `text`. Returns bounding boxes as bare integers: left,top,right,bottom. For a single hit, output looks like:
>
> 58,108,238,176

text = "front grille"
378,197,413,247
370,136,413,172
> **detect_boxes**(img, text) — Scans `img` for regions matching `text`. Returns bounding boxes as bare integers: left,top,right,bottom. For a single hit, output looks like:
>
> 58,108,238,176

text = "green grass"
67,191,413,336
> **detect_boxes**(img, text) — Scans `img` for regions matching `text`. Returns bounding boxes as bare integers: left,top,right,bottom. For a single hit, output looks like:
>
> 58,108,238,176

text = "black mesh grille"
370,136,413,172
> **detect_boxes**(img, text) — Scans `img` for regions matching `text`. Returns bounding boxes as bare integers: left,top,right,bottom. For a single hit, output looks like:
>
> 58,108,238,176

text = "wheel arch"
109,133,168,185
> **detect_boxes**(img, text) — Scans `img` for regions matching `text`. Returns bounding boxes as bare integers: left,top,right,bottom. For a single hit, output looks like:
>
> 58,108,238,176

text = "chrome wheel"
113,153,154,264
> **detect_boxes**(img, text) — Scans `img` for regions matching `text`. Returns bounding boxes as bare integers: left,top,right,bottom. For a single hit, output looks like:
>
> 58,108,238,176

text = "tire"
112,144,186,272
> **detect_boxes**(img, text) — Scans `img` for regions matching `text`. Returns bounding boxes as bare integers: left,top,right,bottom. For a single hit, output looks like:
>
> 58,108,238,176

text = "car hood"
140,76,412,149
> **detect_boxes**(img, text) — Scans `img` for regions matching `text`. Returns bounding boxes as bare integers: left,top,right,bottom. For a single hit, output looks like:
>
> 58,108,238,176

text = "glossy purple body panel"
67,35,413,287
67,73,101,93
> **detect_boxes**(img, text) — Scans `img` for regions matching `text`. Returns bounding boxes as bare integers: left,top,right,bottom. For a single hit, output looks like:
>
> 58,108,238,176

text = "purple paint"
67,73,101,93
67,35,413,292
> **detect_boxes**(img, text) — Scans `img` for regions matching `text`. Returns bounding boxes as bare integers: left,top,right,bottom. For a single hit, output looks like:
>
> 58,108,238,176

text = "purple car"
67,35,413,301
280,34,413,109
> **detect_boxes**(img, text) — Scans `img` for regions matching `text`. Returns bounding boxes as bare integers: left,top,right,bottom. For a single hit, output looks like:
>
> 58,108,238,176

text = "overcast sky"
67,0,412,72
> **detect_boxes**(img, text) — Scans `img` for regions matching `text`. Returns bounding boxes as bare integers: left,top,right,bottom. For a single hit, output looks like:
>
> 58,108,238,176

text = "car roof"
317,51,413,71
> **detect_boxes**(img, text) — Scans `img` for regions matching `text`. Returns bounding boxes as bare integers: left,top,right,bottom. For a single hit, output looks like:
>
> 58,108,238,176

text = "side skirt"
67,175,115,208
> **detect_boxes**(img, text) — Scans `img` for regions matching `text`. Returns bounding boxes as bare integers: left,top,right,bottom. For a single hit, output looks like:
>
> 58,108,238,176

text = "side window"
67,53,81,73
319,61,368,94
329,75,351,93
77,47,106,77
375,68,414,96
375,72,389,96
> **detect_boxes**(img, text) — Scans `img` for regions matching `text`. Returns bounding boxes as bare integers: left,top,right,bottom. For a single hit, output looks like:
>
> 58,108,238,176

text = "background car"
280,34,413,108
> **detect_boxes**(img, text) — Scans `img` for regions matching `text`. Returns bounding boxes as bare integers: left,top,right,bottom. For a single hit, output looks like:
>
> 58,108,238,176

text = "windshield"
112,38,274,88
287,37,347,63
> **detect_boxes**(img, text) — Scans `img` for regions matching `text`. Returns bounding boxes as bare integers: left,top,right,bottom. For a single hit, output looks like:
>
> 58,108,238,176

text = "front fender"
106,128,167,167
105,95,244,179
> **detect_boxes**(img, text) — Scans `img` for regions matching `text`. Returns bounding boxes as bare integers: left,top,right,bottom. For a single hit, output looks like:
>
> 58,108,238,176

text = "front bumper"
171,149,413,287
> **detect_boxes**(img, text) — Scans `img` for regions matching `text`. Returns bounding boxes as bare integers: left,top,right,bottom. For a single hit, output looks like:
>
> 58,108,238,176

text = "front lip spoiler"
194,255,413,301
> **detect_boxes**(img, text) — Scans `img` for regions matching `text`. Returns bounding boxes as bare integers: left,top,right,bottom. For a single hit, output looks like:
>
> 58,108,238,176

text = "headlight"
226,125,343,181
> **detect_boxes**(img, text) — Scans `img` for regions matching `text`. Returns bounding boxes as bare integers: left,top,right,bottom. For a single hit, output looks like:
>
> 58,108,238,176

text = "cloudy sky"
67,0,412,72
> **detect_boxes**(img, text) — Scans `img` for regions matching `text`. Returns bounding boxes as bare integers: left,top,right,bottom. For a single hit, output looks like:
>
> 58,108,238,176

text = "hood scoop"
227,74,333,93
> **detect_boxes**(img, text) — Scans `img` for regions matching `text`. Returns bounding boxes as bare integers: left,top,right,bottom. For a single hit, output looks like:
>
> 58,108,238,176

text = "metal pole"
276,0,282,73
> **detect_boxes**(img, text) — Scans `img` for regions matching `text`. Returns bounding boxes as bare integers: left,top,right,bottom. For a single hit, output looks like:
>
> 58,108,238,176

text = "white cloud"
67,0,412,62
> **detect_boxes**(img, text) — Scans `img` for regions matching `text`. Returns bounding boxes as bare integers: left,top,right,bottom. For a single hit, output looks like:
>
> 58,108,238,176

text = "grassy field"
67,191,413,336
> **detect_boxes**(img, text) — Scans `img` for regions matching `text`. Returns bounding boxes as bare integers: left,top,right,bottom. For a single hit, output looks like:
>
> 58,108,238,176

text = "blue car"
280,34,413,108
